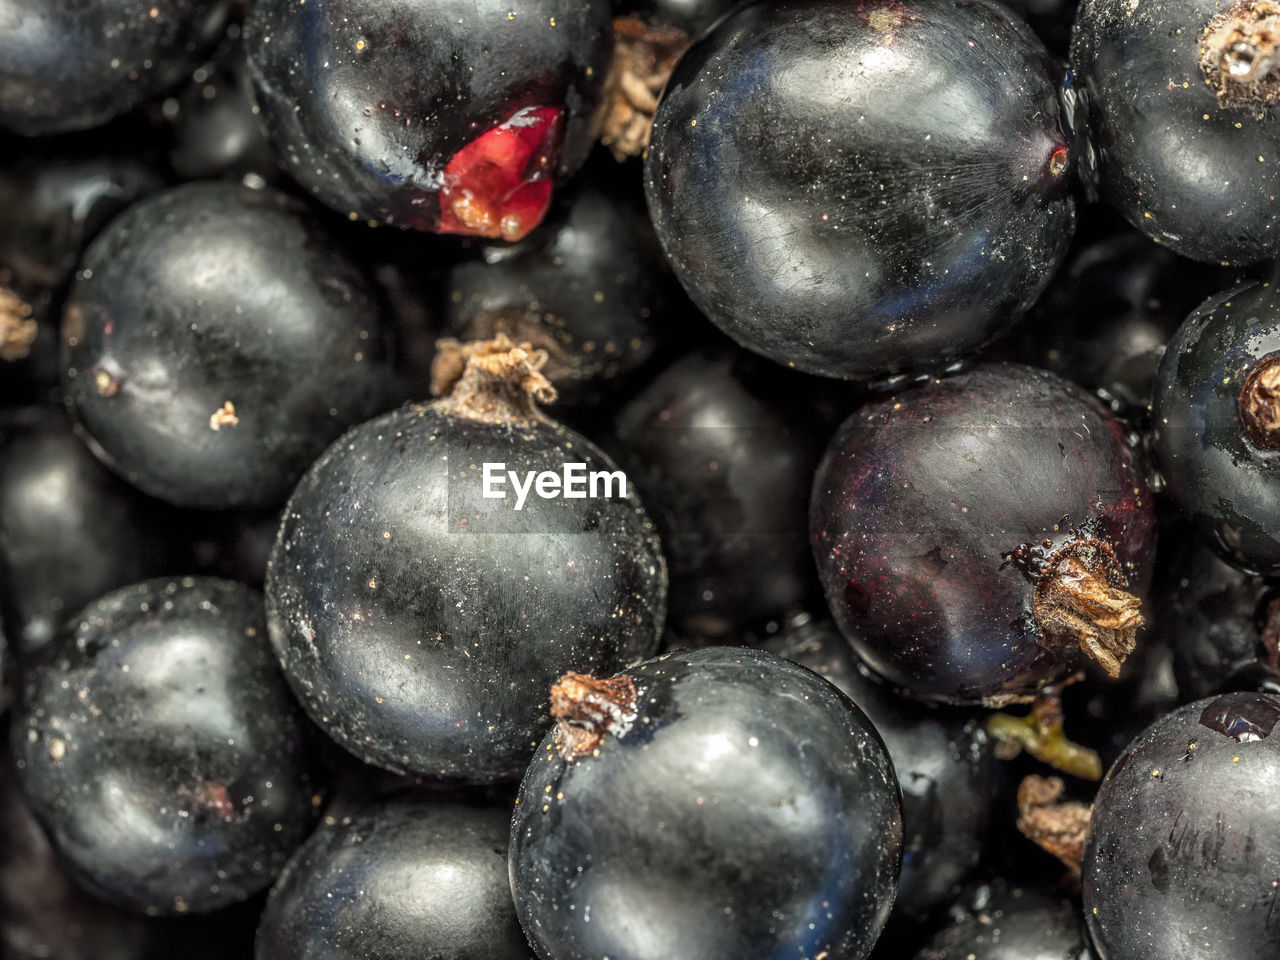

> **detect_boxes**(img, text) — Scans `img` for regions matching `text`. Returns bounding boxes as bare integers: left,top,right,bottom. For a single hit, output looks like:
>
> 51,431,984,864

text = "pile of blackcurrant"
3,0,1279,956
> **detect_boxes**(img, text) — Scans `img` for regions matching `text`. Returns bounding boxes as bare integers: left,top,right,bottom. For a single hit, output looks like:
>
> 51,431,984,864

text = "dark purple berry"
811,364,1156,705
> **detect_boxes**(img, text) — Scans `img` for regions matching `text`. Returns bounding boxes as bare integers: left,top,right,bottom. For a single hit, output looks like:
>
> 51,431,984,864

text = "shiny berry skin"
609,352,823,642
1152,272,1280,575
509,647,903,960
644,0,1077,380
1083,691,1280,960
443,172,678,409
1070,0,1280,264
0,0,232,136
244,0,612,238
11,577,318,916
61,182,390,510
255,798,532,960
764,618,1000,922
911,885,1089,959
0,407,176,660
265,340,666,782
811,363,1157,705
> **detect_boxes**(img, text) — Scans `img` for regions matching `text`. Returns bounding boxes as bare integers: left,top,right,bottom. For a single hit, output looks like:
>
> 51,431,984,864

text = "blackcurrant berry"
11,577,318,916
61,182,390,510
255,797,532,959
644,0,1077,380
266,336,666,782
811,363,1156,705
1152,269,1280,574
0,0,233,136
510,647,903,960
244,0,612,238
1083,691,1280,959
1071,0,1280,263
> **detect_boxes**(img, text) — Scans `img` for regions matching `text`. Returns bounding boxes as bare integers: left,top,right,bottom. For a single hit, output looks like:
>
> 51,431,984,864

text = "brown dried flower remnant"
1033,538,1143,679
550,671,638,761
1016,774,1091,873
1239,354,1280,451
1200,0,1280,109
431,333,557,425
209,401,240,431
0,287,37,361
600,17,692,161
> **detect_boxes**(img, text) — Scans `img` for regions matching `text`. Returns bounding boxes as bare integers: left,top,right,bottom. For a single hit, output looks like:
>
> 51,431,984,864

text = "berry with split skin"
265,336,666,782
644,0,1078,380
509,647,903,960
255,797,532,960
244,0,612,239
11,577,318,917
1083,691,1280,959
61,181,390,510
0,0,232,136
811,363,1157,706
1070,0,1280,264
1152,269,1280,575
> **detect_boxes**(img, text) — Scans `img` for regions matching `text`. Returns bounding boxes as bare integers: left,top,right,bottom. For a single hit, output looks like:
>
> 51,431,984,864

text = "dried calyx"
1239,354,1280,451
1200,0,1280,109
600,17,691,161
549,671,639,761
430,333,557,425
1033,538,1143,679
0,286,37,361
1015,774,1090,873
461,307,574,384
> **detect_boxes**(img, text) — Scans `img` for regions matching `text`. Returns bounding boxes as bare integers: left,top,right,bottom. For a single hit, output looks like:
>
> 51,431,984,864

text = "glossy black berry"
11,577,317,916
266,337,666,781
811,364,1157,705
644,0,1077,380
244,0,612,239
910,884,1088,959
1156,537,1280,700
62,182,390,509
1083,691,1280,959
1152,271,1280,574
510,647,903,960
0,0,233,136
1071,0,1280,263
0,407,176,660
609,352,822,641
765,617,1000,922
994,228,1235,418
256,797,532,959
443,172,678,409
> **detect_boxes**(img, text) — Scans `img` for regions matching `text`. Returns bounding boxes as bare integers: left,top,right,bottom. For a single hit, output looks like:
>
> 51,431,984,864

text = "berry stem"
549,671,639,761
988,685,1103,780
430,333,557,425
